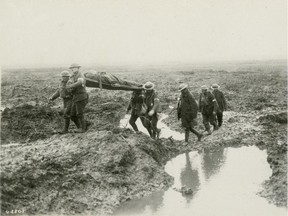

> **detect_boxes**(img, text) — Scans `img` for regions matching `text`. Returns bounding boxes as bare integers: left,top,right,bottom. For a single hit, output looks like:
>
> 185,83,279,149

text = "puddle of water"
114,146,287,216
119,114,183,140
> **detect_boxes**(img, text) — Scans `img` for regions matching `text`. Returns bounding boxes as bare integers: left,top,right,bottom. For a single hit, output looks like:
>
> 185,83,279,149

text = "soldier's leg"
59,101,72,134
209,114,218,131
70,103,80,128
185,128,190,143
75,99,88,132
217,111,223,127
59,118,70,134
60,113,70,134
202,114,211,134
151,114,161,140
129,111,139,132
189,119,203,141
141,115,153,138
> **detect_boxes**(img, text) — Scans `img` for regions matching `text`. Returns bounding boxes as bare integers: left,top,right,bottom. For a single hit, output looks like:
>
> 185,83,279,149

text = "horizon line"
1,58,287,70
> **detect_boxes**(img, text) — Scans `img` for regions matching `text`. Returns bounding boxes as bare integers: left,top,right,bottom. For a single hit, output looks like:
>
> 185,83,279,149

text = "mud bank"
1,94,129,144
0,99,180,215
1,106,286,215
1,66,287,214
1,129,178,215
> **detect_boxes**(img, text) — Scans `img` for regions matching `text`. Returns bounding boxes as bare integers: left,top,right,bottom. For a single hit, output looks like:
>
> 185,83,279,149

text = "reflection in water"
180,153,200,203
119,114,184,140
114,190,165,215
114,146,287,216
202,148,226,181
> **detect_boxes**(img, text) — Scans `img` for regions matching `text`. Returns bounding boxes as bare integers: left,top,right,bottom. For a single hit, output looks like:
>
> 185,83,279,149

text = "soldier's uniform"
50,71,80,133
199,86,218,134
211,84,227,127
142,82,161,140
127,90,145,132
177,84,202,142
51,80,73,118
67,65,89,132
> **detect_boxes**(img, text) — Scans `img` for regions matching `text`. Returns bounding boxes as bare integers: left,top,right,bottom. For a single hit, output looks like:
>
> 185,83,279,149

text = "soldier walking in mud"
126,90,146,132
211,84,227,127
142,81,161,140
199,85,218,135
67,63,89,133
49,70,80,133
177,83,203,144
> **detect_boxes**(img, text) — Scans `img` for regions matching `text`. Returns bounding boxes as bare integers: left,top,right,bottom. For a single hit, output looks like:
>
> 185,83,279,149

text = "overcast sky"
0,0,286,67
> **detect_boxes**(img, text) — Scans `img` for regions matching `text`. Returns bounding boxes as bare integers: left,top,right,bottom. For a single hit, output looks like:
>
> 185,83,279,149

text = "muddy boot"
71,116,80,129
204,123,212,135
217,112,223,127
190,128,203,141
77,115,87,133
212,123,219,131
156,128,161,140
59,118,70,134
183,130,189,145
151,131,156,140
218,119,223,128
149,127,156,139
86,120,93,130
129,121,139,132
146,128,153,139
197,133,203,141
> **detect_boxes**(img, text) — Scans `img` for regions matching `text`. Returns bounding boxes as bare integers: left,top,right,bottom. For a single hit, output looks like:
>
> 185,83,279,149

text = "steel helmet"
60,70,70,77
178,83,188,91
201,85,208,90
69,63,81,69
211,83,220,89
143,81,155,90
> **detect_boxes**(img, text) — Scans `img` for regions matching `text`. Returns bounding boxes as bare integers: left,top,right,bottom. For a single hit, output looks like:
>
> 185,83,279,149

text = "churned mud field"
1,61,287,215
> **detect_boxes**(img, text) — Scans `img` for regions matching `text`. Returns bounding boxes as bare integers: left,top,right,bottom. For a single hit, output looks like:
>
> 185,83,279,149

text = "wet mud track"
1,105,286,215
1,66,287,215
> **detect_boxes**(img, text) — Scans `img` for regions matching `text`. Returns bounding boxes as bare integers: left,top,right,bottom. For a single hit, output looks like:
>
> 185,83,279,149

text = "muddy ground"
1,61,287,214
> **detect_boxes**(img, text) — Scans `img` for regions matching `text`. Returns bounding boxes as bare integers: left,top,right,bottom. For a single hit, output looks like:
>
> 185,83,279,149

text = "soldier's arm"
198,94,202,111
127,96,132,112
187,93,196,109
50,90,60,100
127,103,132,112
177,99,181,120
210,92,218,113
222,92,228,111
67,77,85,89
152,96,160,112
148,92,160,116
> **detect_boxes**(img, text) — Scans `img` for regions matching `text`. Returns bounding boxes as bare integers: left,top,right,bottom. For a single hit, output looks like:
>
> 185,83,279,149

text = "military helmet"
69,63,81,69
178,83,188,91
60,70,70,77
211,83,220,89
143,81,155,90
201,85,208,90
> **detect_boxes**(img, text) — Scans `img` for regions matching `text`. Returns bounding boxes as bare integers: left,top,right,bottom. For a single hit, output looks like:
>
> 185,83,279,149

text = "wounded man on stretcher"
84,70,143,91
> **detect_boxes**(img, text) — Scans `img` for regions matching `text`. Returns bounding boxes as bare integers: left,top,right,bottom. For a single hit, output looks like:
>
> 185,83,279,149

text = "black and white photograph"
0,0,287,215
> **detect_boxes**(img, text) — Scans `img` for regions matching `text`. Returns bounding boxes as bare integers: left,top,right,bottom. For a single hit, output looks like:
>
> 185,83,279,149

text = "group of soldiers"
177,83,227,144
126,81,161,140
127,82,227,144
50,63,227,145
49,63,89,133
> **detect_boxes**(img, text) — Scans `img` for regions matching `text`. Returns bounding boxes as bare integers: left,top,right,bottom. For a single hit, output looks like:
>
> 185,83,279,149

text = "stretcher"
84,71,144,91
